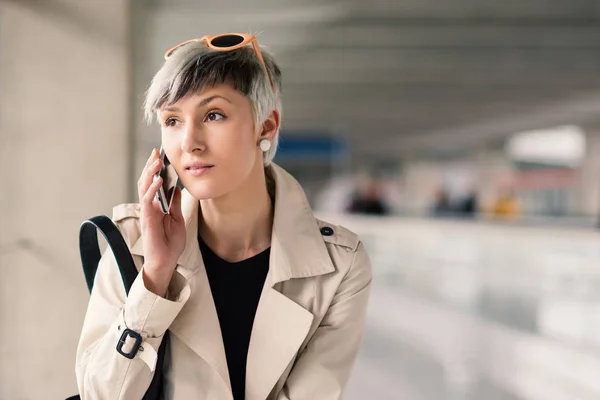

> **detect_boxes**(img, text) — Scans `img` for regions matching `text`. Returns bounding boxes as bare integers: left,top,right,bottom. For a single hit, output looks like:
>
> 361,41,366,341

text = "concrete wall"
0,1,131,398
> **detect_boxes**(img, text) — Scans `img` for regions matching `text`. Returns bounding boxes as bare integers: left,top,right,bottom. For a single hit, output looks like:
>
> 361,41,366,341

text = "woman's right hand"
137,148,187,297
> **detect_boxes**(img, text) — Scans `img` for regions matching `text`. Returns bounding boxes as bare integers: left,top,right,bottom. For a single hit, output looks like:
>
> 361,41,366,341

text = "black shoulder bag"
66,215,169,400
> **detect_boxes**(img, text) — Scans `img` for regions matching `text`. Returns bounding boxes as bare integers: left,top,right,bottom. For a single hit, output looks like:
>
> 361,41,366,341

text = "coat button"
320,226,334,236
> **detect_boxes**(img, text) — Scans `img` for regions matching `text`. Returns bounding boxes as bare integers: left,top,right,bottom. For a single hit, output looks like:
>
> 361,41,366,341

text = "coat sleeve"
75,216,191,400
276,241,372,400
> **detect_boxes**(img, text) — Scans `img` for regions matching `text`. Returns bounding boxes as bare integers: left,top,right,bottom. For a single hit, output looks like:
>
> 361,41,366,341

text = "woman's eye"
205,112,225,122
164,117,178,127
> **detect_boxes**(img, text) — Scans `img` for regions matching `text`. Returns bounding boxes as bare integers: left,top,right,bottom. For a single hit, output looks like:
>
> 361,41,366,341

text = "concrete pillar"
473,144,513,214
0,1,131,398
402,158,444,216
131,1,162,200
578,127,600,218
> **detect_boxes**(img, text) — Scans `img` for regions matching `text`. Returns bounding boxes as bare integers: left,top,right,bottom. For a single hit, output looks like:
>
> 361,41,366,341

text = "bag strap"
78,215,168,400
79,216,138,294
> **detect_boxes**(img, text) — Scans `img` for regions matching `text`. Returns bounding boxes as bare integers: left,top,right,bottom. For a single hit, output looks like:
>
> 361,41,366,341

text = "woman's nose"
181,121,205,153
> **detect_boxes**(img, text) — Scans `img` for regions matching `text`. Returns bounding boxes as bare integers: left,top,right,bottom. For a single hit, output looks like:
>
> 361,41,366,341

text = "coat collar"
265,164,336,283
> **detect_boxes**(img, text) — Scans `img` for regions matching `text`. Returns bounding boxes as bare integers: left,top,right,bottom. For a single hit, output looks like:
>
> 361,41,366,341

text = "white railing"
320,214,600,399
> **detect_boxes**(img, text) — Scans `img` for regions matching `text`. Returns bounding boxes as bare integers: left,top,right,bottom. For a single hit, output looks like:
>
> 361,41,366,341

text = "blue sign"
275,134,347,160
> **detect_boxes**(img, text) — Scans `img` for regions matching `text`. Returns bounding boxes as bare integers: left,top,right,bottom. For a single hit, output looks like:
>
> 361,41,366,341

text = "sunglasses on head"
164,33,274,91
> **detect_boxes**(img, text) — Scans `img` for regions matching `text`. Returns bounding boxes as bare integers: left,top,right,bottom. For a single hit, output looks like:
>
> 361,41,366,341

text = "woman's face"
157,83,264,200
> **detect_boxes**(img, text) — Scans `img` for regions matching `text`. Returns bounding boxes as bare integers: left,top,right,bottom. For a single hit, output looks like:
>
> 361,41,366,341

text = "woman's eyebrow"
196,95,232,108
162,96,232,113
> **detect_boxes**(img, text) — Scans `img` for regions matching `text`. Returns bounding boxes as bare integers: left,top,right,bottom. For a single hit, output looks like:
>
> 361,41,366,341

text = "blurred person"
75,33,372,400
347,176,389,216
456,189,478,218
431,186,453,217
314,175,357,214
492,188,520,219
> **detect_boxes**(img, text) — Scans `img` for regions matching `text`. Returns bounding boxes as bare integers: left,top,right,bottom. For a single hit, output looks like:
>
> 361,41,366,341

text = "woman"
75,33,372,400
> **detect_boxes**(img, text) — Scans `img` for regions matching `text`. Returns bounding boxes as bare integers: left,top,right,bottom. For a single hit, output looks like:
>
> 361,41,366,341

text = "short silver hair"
144,42,283,166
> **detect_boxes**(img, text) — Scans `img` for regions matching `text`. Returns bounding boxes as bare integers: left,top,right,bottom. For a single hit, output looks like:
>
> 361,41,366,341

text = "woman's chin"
184,182,228,201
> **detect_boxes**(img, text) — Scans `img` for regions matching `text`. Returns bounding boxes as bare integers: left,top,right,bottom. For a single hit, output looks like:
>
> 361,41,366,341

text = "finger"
142,175,162,206
138,148,160,184
138,158,163,200
146,148,159,166
151,196,164,213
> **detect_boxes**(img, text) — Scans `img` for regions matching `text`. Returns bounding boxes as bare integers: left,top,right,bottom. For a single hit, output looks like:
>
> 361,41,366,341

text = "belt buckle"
116,328,143,359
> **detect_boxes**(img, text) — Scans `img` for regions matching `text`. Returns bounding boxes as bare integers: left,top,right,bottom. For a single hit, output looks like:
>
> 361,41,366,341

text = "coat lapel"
168,250,232,394
245,283,314,400
130,189,231,394
245,165,336,400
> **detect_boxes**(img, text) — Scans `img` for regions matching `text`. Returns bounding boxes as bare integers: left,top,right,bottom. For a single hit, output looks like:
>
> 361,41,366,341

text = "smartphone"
154,147,180,214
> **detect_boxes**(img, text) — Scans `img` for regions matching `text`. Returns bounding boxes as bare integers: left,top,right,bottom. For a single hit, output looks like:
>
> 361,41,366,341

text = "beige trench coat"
75,164,372,400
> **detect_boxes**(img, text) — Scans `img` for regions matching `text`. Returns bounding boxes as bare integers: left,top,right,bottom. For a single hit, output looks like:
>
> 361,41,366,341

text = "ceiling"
143,0,600,160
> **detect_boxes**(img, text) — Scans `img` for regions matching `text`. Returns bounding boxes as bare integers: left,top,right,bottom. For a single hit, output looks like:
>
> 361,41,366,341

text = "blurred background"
1,0,600,399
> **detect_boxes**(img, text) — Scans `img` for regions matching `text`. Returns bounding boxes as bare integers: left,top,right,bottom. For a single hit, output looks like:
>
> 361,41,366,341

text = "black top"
199,235,270,400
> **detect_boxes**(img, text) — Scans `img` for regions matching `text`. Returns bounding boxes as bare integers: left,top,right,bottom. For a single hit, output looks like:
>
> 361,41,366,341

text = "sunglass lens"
211,35,245,48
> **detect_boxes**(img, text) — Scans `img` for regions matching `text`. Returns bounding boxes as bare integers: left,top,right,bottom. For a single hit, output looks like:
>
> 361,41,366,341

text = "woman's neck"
198,165,274,263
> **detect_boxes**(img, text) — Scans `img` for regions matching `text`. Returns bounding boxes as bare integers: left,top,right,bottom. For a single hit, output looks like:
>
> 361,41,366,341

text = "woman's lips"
185,165,213,177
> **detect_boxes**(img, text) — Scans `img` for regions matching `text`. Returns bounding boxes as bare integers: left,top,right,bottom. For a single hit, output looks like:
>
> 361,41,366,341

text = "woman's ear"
259,109,281,141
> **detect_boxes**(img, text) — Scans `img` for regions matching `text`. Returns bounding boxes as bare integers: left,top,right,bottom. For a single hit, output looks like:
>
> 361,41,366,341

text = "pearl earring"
259,139,271,152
